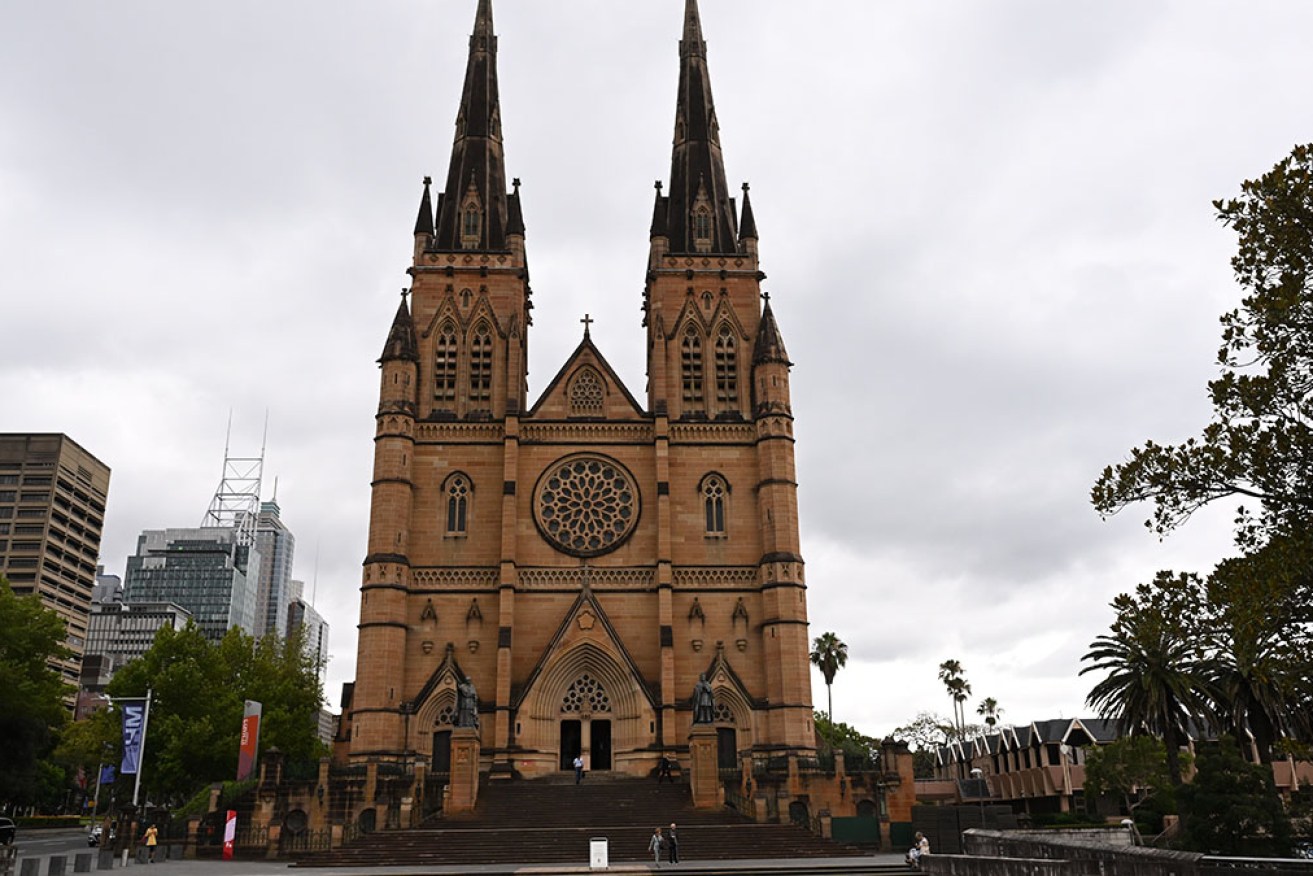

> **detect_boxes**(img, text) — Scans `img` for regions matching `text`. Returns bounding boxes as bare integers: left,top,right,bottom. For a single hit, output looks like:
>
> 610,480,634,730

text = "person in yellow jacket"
142,824,158,863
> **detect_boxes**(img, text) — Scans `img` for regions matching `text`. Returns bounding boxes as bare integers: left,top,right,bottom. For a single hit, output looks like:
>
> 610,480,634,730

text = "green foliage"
1081,573,1219,787
105,622,325,804
0,578,74,807
1178,741,1292,857
1082,735,1173,817
813,712,877,769
1203,534,1313,758
976,697,1003,730
809,632,848,721
172,779,257,821
1092,143,1313,545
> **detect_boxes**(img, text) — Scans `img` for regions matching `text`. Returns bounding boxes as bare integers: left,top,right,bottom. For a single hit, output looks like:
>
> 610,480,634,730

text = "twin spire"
414,0,755,257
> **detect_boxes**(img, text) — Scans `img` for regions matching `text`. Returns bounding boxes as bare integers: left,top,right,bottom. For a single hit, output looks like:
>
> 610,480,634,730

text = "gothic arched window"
434,323,458,403
693,207,712,252
681,330,704,404
701,473,728,536
469,324,492,403
445,473,471,535
714,325,738,404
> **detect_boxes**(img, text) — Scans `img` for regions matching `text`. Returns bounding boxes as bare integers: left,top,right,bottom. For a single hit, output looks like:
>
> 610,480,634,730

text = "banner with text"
236,700,263,781
120,700,147,775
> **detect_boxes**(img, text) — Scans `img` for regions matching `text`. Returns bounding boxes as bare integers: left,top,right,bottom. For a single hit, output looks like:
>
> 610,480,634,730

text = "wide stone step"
295,776,869,867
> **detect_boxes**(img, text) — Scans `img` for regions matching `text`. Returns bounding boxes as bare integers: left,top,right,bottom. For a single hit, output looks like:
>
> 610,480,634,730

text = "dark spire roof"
738,182,757,241
380,293,419,363
414,176,434,236
431,0,514,251
649,180,668,238
658,0,737,254
753,298,790,366
506,177,525,237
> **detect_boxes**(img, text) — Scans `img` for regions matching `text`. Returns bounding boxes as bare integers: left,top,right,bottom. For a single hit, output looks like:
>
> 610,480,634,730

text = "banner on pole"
120,701,147,775
236,700,263,781
100,764,116,785
223,810,237,861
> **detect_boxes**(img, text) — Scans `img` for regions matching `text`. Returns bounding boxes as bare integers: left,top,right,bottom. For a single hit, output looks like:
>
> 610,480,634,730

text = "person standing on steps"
667,822,679,865
657,753,674,783
648,826,665,866
573,754,585,784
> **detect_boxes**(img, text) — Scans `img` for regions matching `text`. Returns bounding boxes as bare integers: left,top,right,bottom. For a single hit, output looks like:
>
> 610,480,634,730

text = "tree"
1080,573,1218,787
1092,144,1313,546
106,622,325,804
1202,534,1313,760
976,697,1003,732
1082,735,1173,818
813,712,878,769
937,659,971,737
809,632,848,721
893,711,954,779
1178,741,1292,857
0,579,73,807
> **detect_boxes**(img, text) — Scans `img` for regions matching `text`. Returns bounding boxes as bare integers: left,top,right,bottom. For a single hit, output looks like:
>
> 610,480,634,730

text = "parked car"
0,816,16,846
88,824,115,847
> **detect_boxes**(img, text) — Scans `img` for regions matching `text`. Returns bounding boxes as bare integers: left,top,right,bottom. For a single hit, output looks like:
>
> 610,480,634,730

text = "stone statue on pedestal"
456,678,480,728
692,673,715,724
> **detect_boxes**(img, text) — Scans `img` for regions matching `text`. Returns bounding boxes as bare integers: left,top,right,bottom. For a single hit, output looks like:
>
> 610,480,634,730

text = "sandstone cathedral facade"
347,0,815,779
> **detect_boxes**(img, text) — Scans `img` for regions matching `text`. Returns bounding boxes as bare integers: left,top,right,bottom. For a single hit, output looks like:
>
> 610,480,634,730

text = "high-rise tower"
347,0,813,777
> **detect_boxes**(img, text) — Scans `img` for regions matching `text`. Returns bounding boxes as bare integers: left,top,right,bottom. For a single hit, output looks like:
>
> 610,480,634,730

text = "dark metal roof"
379,297,419,363
657,0,738,255
431,0,516,251
738,182,758,241
414,176,434,236
752,299,790,365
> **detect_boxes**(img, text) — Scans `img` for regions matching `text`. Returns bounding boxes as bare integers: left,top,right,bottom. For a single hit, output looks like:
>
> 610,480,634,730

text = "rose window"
534,455,639,557
436,704,455,726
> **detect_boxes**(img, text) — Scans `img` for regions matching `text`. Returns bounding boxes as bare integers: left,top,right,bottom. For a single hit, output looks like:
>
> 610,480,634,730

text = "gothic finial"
512,177,521,191
402,288,410,302
742,182,750,193
655,180,663,192
424,176,432,186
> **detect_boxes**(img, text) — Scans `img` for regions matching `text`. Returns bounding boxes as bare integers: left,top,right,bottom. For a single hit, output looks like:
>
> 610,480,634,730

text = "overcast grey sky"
3,1,1310,739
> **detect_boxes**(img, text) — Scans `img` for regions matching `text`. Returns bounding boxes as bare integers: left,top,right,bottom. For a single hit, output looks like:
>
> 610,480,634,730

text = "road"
9,827,104,868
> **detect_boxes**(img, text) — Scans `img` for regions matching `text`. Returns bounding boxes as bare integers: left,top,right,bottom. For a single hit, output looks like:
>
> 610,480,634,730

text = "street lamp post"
970,767,986,828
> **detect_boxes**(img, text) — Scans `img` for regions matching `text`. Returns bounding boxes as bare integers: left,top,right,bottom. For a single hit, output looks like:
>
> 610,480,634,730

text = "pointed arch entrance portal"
517,638,657,778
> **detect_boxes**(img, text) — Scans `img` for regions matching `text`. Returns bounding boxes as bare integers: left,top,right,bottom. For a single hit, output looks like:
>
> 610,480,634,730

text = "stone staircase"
295,774,874,867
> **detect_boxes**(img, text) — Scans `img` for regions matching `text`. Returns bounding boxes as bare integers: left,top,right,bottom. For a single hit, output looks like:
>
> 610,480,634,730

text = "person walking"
648,827,664,867
667,822,679,865
142,824,159,863
573,754,585,784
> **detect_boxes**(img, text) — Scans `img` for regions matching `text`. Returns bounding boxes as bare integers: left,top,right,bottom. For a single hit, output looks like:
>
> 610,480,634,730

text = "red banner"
236,701,262,781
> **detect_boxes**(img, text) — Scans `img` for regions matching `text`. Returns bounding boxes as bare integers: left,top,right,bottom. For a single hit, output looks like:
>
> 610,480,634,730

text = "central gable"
528,336,647,420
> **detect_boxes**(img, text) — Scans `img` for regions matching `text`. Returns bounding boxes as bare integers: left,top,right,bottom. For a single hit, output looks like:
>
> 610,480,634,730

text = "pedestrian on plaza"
648,826,665,866
573,754,585,784
667,822,679,864
142,824,159,863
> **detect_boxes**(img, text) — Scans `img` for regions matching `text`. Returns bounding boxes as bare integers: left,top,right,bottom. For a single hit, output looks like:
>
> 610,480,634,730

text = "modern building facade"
84,599,192,671
288,595,330,682
123,527,259,643
92,564,123,604
0,433,111,686
254,501,296,638
346,0,813,778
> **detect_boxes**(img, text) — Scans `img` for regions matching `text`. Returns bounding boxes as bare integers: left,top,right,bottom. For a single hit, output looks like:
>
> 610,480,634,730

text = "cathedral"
347,0,814,780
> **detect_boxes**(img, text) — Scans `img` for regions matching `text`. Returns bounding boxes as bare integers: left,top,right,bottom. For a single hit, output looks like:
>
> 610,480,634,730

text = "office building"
123,527,259,643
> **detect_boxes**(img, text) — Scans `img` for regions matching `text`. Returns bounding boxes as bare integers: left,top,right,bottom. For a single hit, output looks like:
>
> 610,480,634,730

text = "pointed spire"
414,176,434,236
432,0,513,251
506,177,525,237
738,182,757,241
753,296,790,366
650,180,668,238
661,0,736,255
379,291,419,363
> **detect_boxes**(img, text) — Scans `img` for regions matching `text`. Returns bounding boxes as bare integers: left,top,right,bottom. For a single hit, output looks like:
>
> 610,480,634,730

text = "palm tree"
810,632,848,720
977,697,1003,732
1081,573,1218,787
937,660,970,737
1204,537,1308,763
